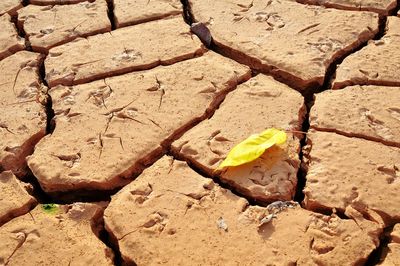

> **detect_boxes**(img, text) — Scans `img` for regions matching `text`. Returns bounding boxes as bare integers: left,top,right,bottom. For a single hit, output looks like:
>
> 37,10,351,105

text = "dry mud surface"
1,0,400,265
105,157,380,265
0,0,22,16
0,51,47,177
0,14,24,60
18,0,111,53
188,0,378,90
295,0,398,14
333,17,400,89
172,74,305,202
113,0,182,28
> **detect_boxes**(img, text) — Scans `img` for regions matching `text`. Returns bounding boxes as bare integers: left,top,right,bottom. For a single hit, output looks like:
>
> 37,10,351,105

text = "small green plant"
41,204,59,215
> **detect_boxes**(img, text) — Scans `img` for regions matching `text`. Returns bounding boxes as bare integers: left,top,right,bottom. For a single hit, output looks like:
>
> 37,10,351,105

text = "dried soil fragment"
28,52,250,193
379,224,400,265
172,75,305,202
0,14,24,61
311,85,400,147
334,17,400,89
29,0,88,5
0,202,114,265
114,0,182,28
0,0,22,16
18,1,111,53
44,17,205,87
303,131,400,225
104,156,380,265
0,51,47,177
188,0,378,91
0,171,36,226
295,0,397,15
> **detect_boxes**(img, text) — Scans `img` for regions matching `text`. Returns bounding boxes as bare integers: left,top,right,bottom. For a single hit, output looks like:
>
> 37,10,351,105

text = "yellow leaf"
217,128,287,169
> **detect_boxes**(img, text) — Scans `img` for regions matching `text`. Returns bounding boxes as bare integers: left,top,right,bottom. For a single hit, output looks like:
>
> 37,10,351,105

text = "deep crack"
107,0,116,30
10,12,32,51
294,95,312,204
39,59,55,134
365,225,393,265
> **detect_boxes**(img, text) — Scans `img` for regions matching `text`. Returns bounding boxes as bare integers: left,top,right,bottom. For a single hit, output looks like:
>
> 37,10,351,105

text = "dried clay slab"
28,52,250,193
104,156,381,265
172,74,305,202
0,51,47,177
29,0,90,5
295,0,397,15
18,0,111,53
311,85,400,147
45,16,205,87
0,202,114,265
0,14,24,61
114,0,182,28
0,0,22,16
333,17,400,89
0,171,36,226
379,224,400,265
188,0,378,91
303,131,400,226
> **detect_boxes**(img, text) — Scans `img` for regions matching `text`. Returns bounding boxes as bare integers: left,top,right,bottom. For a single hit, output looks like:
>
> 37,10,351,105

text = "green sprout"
41,204,59,215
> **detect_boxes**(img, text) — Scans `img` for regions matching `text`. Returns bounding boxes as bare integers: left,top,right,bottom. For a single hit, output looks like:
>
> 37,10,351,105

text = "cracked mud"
0,51,47,177
105,156,381,265
18,0,111,53
0,0,399,265
334,17,400,89
188,0,378,90
172,74,305,202
28,52,250,193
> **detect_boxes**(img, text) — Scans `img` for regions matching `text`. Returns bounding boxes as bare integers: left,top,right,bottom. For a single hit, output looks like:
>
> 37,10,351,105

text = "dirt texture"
113,0,182,28
104,156,380,265
0,0,22,16
0,171,36,227
28,52,250,193
188,0,378,91
44,16,205,87
295,0,398,14
303,130,400,226
333,17,400,89
0,51,47,177
172,74,305,202
0,202,114,265
0,14,24,61
18,0,111,53
311,85,400,147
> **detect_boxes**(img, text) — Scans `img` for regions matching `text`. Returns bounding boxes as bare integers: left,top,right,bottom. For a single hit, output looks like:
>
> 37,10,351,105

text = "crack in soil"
107,0,116,30
293,95,312,204
168,150,263,206
321,15,387,92
10,12,32,52
2,1,396,265
365,225,393,265
178,2,394,264
310,126,400,148
39,58,55,134
391,0,400,15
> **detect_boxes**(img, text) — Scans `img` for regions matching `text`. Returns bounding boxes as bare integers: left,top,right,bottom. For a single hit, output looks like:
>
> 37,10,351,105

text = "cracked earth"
0,0,399,265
